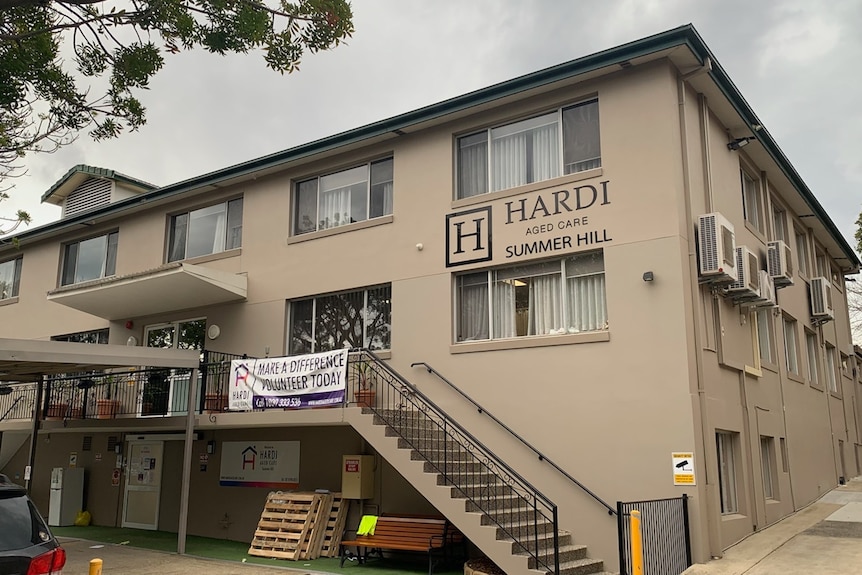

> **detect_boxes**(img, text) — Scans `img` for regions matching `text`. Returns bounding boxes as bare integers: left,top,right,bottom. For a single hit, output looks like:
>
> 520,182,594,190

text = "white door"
122,441,164,530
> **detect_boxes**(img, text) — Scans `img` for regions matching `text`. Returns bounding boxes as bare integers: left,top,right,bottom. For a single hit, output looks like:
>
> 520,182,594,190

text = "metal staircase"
343,351,609,575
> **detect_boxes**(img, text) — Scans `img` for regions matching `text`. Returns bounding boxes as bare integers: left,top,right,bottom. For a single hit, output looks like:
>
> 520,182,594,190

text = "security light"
727,137,756,151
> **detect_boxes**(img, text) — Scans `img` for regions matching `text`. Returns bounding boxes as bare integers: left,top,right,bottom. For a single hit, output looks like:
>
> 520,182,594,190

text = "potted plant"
354,361,376,408
95,375,121,419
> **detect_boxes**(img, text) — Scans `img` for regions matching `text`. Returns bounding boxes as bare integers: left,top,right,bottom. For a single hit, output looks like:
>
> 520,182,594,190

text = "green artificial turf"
51,526,465,575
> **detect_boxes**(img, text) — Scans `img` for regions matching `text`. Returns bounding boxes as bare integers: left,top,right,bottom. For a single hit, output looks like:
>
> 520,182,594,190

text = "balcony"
46,262,247,320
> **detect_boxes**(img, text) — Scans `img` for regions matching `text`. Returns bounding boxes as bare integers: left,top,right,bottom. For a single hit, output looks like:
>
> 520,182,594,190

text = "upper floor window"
289,284,391,354
168,198,243,262
61,232,118,286
815,249,829,278
755,308,775,365
741,170,763,232
783,316,799,376
794,226,810,277
457,99,600,199
805,330,819,386
293,158,393,235
771,200,788,243
456,251,606,342
0,257,22,300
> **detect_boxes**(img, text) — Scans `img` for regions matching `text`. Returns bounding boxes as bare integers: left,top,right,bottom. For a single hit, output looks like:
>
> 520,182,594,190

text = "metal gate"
617,495,691,575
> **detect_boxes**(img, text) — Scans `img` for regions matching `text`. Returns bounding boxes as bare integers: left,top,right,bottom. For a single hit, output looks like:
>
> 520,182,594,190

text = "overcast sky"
5,0,862,253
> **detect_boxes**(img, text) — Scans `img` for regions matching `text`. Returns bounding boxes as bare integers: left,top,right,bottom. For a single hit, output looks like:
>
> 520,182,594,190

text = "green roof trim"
40,164,157,203
13,25,860,267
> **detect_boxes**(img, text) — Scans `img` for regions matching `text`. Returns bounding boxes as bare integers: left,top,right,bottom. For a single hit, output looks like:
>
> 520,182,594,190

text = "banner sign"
219,441,299,488
229,349,348,411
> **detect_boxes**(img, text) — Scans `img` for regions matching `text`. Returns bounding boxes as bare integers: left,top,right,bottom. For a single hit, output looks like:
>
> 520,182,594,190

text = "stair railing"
349,350,560,575
411,361,616,517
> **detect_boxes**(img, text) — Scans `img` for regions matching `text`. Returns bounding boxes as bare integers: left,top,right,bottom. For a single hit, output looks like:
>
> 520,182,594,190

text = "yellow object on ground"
356,515,378,536
89,558,103,575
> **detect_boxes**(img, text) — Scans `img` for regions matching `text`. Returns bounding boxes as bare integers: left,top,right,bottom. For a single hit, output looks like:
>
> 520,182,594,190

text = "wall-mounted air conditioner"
753,270,776,307
810,276,834,322
698,213,737,283
767,240,794,288
725,246,760,297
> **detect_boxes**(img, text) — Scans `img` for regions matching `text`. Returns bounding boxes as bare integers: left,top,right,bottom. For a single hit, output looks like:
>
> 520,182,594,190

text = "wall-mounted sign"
111,469,121,487
229,349,348,411
219,441,300,489
69,452,78,468
672,452,695,485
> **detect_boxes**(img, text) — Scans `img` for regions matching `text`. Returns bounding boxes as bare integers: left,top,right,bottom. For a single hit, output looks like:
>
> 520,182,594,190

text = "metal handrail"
354,350,560,574
411,361,616,516
0,396,23,422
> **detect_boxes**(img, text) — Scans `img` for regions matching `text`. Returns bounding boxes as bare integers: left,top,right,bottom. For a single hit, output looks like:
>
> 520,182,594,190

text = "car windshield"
0,494,44,551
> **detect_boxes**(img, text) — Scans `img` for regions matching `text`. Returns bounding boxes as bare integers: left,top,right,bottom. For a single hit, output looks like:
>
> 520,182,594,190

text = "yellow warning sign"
672,452,695,486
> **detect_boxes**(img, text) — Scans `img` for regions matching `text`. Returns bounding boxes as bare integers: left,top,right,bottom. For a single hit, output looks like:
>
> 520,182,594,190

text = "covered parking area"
0,338,202,553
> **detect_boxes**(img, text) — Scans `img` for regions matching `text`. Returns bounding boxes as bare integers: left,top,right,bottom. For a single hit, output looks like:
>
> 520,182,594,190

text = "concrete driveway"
60,539,311,575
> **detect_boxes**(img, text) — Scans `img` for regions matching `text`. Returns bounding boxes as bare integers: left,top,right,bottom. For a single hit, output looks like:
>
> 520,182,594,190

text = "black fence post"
682,493,692,567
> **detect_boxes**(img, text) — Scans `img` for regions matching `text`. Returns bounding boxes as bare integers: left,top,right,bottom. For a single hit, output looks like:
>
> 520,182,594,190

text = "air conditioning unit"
767,240,794,288
725,246,760,297
810,276,834,322
698,213,737,283
753,270,776,307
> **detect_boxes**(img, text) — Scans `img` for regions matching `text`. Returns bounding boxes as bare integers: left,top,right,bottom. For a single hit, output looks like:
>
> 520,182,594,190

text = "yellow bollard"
89,558,103,575
630,510,644,575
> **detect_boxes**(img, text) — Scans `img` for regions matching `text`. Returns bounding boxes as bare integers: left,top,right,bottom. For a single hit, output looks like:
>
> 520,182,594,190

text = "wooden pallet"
319,494,350,558
301,492,332,560
248,492,323,560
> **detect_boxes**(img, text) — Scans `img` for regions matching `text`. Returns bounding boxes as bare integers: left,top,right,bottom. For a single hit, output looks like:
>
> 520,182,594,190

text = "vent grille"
107,435,120,452
82,436,93,451
65,178,111,217
701,214,717,271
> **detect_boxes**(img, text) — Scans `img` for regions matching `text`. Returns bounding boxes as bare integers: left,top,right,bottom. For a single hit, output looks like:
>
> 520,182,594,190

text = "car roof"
0,474,27,496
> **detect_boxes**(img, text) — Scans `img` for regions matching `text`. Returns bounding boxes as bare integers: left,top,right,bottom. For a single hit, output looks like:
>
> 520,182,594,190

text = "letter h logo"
446,206,492,267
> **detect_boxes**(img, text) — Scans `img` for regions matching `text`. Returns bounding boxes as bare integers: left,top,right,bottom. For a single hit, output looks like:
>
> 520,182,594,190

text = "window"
716,431,739,514
756,309,775,365
294,158,393,235
841,352,851,378
0,257,22,300
741,170,763,232
145,319,205,350
61,232,118,286
780,437,789,473
456,251,606,342
52,329,109,344
168,198,242,262
815,249,828,279
783,317,799,376
805,331,819,385
771,198,788,242
289,285,391,354
794,226,810,277
825,344,838,393
761,436,777,500
457,99,600,198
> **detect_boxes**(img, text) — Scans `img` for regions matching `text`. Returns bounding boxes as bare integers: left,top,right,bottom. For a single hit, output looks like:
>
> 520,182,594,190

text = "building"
1,25,860,574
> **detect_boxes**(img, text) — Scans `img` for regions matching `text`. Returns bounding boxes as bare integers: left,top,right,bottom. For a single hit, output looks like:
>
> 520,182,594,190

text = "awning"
46,262,247,320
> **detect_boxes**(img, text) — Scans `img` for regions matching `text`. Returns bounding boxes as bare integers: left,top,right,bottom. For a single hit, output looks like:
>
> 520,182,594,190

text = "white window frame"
292,158,394,235
825,344,838,394
455,251,607,342
783,317,799,376
168,197,243,262
770,195,788,243
456,99,601,199
794,225,811,278
61,231,118,286
741,169,763,233
755,309,775,366
805,330,819,386
717,431,739,514
0,257,22,300
761,436,777,500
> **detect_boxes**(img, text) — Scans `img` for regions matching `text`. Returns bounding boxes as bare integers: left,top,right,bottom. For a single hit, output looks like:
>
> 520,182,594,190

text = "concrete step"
436,471,505,487
523,543,588,568
495,520,557,540
507,529,571,554
449,483,519,502
556,557,606,575
411,449,475,463
480,507,559,526
423,459,489,474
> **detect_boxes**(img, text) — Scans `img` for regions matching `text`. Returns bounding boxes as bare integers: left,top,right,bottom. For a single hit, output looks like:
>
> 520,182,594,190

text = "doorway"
121,440,164,530
141,319,205,416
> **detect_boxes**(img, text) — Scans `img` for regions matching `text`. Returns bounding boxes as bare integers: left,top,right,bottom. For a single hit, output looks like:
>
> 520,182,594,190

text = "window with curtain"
61,231,118,286
289,285,391,354
771,199,788,243
457,99,600,199
168,198,243,262
455,251,606,342
716,431,739,514
806,331,819,385
741,170,763,232
0,257,22,300
825,344,838,393
783,317,799,376
293,158,393,235
756,309,774,364
761,436,776,500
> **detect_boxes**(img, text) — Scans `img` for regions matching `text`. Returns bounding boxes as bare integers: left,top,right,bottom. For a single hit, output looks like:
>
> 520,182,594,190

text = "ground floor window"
456,250,606,342
761,436,777,500
716,431,739,514
289,284,392,354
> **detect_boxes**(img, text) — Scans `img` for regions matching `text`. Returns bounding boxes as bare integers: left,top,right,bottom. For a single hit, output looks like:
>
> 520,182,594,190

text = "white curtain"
566,273,607,332
459,140,488,198
530,124,560,183
528,275,562,335
459,283,489,341
491,131,527,191
381,181,394,215
320,187,352,229
492,280,516,338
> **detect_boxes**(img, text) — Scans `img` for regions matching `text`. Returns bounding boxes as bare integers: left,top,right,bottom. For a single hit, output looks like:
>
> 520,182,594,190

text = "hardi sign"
219,441,300,489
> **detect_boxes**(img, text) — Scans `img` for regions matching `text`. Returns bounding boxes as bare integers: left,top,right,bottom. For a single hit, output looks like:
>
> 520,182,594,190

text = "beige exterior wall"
1,52,858,572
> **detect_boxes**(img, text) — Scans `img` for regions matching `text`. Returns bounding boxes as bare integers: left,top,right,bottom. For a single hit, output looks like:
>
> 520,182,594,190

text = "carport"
0,338,201,553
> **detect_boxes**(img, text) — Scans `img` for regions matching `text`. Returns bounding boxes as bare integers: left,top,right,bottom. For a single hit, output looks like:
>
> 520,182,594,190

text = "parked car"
0,474,66,575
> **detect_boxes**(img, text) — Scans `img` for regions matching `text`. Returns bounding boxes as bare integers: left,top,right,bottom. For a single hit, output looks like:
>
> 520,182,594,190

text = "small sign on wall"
672,452,695,485
69,452,78,468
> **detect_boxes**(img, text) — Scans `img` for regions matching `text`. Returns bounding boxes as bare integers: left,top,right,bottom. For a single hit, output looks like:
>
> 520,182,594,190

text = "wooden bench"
339,515,462,574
